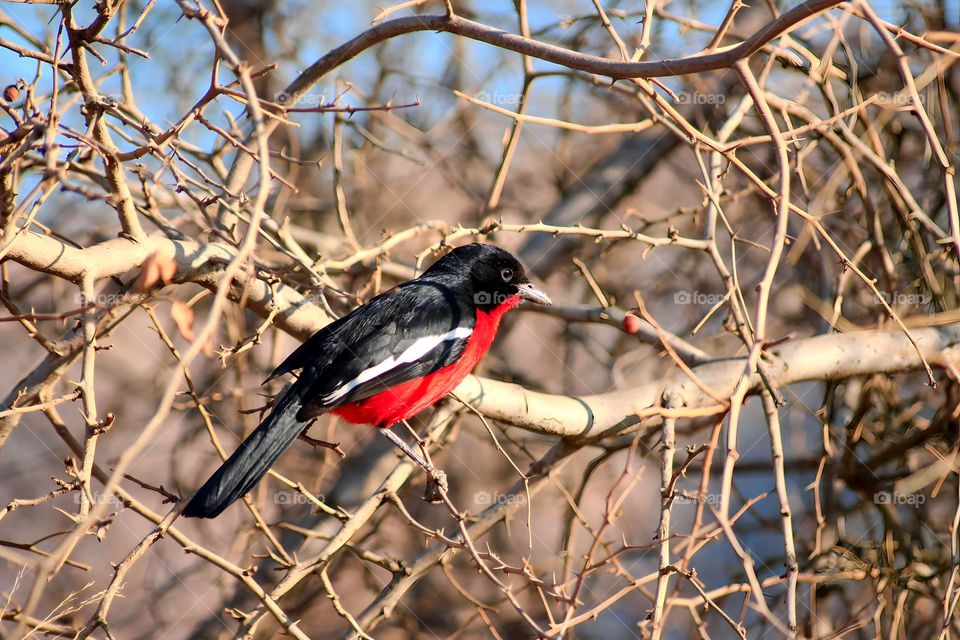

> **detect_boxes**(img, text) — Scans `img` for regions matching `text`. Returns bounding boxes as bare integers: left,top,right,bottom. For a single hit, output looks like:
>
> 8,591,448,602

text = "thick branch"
1,231,330,337
6,231,956,443
453,325,960,438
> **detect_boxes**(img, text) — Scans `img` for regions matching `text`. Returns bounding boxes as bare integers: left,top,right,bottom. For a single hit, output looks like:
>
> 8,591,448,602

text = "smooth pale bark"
5,230,957,442
456,326,960,438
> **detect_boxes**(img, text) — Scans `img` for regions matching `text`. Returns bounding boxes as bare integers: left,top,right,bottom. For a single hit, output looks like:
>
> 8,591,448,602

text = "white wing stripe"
322,327,473,403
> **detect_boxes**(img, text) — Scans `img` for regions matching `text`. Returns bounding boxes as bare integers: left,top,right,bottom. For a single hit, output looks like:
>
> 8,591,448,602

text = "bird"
183,243,551,518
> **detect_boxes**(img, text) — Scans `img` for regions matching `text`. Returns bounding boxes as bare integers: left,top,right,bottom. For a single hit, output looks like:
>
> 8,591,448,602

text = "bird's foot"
381,426,448,502
424,467,448,503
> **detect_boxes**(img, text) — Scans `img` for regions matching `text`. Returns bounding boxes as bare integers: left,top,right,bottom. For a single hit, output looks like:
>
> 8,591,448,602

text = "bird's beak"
516,281,552,306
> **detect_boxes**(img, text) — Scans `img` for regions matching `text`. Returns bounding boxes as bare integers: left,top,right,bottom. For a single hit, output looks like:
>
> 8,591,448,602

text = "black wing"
268,280,475,420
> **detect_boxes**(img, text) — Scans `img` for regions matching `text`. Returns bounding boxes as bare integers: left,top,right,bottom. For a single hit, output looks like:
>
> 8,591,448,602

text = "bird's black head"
422,243,552,311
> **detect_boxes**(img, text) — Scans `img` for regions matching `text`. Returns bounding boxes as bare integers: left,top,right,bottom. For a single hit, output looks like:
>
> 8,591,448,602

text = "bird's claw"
424,468,448,503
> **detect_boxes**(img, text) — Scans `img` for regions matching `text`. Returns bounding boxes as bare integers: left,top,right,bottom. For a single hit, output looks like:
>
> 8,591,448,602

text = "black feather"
183,377,311,518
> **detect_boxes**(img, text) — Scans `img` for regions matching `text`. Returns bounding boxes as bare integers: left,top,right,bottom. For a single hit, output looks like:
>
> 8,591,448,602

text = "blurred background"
2,0,960,638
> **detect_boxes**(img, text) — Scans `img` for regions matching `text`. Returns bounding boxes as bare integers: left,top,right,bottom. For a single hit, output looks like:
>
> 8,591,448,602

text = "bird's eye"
500,268,514,282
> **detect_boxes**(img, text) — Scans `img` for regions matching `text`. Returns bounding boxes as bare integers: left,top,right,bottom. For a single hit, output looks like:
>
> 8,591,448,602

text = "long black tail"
183,381,310,518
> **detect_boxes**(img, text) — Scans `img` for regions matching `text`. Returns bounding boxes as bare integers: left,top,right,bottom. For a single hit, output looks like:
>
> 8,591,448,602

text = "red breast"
331,295,520,427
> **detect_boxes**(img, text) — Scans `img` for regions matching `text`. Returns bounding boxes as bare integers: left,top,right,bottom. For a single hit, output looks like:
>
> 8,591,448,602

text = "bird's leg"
400,419,433,469
380,426,434,471
400,419,427,447
381,426,448,502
